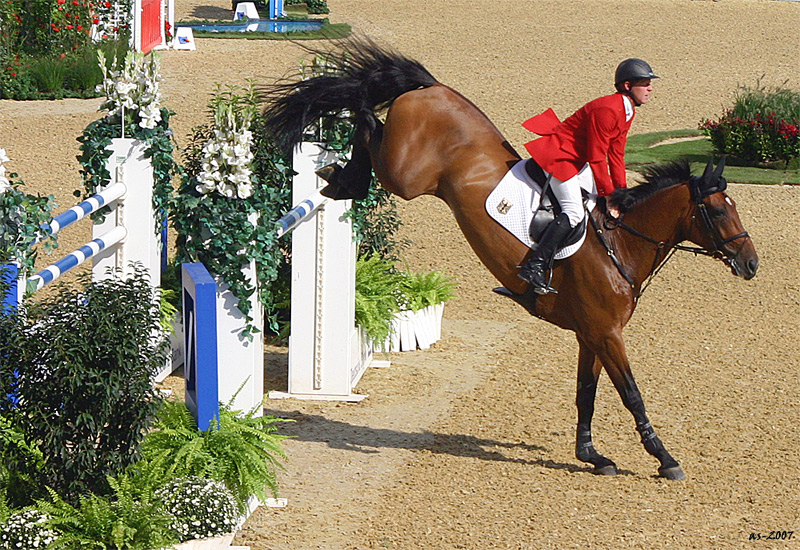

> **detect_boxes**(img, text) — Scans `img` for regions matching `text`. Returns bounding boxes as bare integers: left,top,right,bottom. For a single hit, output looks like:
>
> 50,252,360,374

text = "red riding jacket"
522,93,634,197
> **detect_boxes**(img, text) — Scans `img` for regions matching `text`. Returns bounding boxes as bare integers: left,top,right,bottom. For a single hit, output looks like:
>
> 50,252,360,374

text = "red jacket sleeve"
584,105,617,196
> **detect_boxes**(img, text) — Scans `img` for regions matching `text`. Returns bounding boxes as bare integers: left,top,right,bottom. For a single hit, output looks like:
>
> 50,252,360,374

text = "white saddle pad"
485,160,598,260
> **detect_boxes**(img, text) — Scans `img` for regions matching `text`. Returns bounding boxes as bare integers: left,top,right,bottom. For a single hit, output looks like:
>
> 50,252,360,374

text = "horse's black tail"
260,36,438,150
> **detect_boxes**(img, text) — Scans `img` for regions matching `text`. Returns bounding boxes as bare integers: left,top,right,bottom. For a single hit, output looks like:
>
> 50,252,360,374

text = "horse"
260,37,759,480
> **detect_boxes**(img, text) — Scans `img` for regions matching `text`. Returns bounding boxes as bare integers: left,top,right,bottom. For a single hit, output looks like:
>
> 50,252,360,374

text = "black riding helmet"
614,58,659,104
615,58,658,88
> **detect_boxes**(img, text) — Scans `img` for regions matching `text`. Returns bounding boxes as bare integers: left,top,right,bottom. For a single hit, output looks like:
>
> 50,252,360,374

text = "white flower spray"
196,88,258,200
97,51,163,132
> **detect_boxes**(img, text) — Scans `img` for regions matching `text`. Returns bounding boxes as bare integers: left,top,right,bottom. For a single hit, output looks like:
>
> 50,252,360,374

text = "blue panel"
1,264,20,313
181,263,220,431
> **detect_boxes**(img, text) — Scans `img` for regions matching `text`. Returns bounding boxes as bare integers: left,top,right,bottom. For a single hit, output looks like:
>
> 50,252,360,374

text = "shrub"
141,399,289,513
156,477,241,542
0,509,58,549
0,269,168,503
29,56,68,95
700,82,800,166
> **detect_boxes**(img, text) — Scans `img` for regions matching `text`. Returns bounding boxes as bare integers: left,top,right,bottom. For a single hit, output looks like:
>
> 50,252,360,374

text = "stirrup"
517,263,558,294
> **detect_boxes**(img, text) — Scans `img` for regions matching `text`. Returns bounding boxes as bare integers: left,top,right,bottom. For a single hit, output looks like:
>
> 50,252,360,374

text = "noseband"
593,193,751,300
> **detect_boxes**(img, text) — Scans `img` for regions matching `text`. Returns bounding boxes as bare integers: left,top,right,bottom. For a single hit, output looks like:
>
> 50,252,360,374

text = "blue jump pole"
27,226,127,292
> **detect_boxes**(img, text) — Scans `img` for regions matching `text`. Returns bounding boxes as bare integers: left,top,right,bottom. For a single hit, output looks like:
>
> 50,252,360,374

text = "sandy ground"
1,0,800,548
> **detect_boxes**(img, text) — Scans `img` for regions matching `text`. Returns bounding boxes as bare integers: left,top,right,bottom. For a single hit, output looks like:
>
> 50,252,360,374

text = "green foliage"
140,399,289,513
0,176,57,274
699,81,800,166
285,0,329,14
29,56,68,94
354,255,405,345
0,414,47,509
155,476,240,542
398,269,457,312
0,270,167,504
38,478,177,550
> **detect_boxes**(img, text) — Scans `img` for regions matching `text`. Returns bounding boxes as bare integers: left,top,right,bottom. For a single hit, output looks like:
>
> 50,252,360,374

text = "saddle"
523,159,588,247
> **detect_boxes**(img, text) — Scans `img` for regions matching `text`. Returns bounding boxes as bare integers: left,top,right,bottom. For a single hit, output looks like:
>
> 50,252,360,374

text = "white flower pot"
375,303,446,353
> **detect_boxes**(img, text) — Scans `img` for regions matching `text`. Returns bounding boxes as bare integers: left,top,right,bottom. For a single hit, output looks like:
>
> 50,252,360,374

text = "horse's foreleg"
318,123,379,200
575,339,618,475
594,332,686,480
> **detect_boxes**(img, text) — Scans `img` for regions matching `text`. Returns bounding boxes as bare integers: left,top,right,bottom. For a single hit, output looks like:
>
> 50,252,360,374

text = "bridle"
591,183,751,301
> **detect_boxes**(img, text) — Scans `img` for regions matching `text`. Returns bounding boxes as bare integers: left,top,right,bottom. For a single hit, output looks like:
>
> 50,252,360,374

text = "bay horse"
261,37,759,480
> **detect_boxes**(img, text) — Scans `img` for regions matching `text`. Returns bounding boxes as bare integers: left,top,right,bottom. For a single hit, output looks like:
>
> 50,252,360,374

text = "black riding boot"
518,212,573,294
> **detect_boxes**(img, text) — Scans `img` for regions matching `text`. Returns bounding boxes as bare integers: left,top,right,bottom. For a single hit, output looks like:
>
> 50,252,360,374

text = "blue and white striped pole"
36,183,126,243
275,188,328,238
27,226,127,292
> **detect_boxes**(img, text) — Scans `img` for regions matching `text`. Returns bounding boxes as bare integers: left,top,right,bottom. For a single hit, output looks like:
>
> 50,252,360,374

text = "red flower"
66,24,74,29
10,72,16,77
77,25,84,30
92,17,99,23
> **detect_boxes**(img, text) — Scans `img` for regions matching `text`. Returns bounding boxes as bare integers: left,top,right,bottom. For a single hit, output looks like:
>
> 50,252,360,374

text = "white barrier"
269,143,378,401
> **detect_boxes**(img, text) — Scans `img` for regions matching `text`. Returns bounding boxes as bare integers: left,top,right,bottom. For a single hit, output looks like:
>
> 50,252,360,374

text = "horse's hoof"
658,465,686,480
315,163,342,183
594,464,619,476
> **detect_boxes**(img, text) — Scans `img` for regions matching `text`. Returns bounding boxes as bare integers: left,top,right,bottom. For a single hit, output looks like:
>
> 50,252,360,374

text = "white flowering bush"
195,96,256,199
156,477,241,542
96,51,163,131
0,509,58,549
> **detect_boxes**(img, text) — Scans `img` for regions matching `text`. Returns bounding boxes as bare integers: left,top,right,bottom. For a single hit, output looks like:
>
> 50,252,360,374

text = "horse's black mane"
611,159,692,214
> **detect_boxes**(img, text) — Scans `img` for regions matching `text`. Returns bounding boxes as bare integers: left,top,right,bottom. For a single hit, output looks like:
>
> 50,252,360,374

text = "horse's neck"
614,184,693,279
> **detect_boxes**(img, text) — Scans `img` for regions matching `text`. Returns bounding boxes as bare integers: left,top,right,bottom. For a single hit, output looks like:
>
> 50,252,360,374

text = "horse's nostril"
748,258,759,275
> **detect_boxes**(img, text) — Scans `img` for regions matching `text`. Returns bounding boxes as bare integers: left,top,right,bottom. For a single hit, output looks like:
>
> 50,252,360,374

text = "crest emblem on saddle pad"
496,199,512,215
485,160,598,260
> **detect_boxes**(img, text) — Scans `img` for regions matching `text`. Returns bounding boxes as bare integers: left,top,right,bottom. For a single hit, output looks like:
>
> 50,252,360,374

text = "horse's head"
685,158,759,280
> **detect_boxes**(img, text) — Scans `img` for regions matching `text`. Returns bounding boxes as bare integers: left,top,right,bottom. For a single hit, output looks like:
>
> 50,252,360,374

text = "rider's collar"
622,95,634,121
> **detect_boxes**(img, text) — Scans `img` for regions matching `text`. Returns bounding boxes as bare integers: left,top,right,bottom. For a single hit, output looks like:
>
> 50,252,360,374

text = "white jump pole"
269,142,371,401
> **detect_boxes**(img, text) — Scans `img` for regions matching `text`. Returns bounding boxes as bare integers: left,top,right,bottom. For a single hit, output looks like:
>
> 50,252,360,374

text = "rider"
517,58,658,294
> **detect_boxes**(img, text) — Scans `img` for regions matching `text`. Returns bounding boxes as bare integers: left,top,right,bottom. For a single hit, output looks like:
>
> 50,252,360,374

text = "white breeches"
548,172,587,228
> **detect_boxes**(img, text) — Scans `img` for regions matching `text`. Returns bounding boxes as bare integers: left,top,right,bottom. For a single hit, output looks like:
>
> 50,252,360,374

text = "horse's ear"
701,158,714,183
712,156,726,184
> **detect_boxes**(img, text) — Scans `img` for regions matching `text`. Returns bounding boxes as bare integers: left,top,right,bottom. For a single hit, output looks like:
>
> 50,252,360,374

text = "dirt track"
1,0,799,548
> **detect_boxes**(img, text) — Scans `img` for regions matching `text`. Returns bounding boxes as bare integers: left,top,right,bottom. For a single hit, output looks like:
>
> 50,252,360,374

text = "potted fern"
355,255,455,353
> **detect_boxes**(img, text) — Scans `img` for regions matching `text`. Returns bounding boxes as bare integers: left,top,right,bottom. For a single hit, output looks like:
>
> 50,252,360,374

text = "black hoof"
658,465,686,480
315,163,342,183
594,463,619,476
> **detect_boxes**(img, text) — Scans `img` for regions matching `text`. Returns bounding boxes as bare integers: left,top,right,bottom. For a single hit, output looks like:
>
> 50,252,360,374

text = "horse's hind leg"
575,338,618,475
318,124,376,200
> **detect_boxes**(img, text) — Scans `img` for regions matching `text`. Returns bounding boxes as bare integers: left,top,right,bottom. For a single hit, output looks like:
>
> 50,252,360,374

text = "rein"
592,199,751,301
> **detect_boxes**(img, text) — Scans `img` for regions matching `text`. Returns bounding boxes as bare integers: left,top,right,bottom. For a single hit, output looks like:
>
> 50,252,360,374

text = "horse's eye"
707,206,728,220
